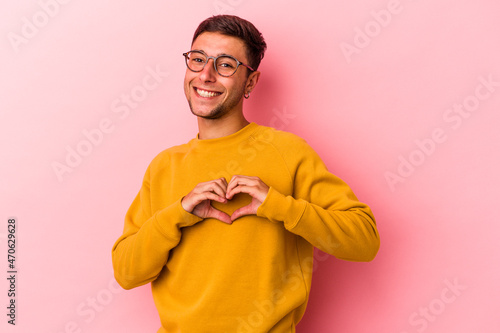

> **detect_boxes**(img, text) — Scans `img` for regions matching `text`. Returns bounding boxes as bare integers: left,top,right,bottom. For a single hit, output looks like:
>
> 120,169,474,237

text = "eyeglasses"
183,50,255,77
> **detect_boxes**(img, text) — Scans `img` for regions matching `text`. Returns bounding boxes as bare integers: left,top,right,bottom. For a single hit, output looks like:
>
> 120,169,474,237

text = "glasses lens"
215,56,238,76
186,52,207,72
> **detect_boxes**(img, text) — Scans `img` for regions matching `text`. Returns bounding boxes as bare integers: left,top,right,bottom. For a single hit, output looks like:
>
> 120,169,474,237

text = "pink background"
1,0,499,332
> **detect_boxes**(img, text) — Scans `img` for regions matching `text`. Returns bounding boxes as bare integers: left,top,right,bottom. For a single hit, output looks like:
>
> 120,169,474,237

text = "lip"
193,87,223,99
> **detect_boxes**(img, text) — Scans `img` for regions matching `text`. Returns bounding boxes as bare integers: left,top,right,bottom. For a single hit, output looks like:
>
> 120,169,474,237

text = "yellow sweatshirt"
112,122,379,333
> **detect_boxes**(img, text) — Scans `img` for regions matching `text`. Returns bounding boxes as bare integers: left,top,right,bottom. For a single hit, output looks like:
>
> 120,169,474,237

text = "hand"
226,175,269,222
181,178,232,224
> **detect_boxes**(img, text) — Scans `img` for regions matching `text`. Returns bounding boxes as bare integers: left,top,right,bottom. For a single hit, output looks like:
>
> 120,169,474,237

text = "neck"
197,111,250,140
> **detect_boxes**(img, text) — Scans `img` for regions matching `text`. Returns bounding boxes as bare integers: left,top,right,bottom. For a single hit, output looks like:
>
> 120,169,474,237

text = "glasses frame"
183,50,255,77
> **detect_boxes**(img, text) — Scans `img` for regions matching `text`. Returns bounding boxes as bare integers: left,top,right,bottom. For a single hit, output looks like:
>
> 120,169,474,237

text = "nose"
198,57,217,82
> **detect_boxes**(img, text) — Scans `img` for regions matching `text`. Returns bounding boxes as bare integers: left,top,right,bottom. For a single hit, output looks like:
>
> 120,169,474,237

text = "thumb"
207,206,232,224
231,204,256,222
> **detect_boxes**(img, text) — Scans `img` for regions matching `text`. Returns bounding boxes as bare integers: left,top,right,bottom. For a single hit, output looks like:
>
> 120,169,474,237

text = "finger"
226,176,238,197
189,192,225,210
184,179,229,212
227,184,257,200
218,177,228,188
207,206,232,224
203,181,227,200
231,204,256,221
200,179,227,202
210,177,228,190
217,177,228,194
226,176,249,199
202,191,227,203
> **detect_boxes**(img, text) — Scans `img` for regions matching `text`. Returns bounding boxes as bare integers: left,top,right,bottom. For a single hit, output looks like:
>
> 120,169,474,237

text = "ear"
245,71,261,94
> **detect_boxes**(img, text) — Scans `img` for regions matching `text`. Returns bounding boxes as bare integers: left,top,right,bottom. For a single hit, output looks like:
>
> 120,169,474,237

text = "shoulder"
252,124,305,145
148,140,193,171
251,124,317,157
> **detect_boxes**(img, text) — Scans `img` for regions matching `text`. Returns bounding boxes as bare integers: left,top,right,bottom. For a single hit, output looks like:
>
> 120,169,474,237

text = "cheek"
221,78,243,95
183,74,192,96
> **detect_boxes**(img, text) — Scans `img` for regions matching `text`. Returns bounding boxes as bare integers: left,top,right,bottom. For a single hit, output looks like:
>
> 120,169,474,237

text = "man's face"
184,32,252,120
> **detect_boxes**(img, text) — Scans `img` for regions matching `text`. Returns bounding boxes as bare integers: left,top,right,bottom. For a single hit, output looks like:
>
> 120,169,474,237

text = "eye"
217,57,237,69
191,57,205,63
188,51,206,63
219,62,235,68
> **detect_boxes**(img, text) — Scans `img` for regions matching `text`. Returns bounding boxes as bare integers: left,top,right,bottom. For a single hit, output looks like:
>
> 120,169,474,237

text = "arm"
112,168,233,289
258,140,380,262
111,166,202,290
258,183,379,262
227,136,379,262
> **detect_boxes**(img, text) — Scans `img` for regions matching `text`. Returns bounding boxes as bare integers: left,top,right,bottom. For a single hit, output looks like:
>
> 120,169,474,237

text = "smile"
195,88,222,98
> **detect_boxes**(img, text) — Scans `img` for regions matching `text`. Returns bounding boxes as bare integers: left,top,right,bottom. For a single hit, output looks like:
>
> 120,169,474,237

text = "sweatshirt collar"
192,122,259,149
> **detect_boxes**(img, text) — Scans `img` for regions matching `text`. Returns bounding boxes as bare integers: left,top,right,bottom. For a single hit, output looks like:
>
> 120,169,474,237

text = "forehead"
191,32,247,60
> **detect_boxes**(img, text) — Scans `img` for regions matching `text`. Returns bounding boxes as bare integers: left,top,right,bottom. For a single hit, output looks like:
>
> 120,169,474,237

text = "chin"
190,104,227,120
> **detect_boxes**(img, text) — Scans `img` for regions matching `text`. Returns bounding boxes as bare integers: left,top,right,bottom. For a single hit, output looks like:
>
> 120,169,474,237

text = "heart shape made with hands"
185,175,269,224
210,192,253,220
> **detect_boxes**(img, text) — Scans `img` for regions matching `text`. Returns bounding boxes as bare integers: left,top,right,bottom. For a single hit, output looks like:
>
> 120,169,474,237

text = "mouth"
194,87,223,98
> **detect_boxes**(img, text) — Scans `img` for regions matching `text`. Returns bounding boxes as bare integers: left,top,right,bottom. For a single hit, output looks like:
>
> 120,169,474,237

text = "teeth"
196,88,221,98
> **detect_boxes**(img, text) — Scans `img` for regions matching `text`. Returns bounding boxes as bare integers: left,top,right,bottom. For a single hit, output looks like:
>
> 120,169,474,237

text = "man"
112,15,380,333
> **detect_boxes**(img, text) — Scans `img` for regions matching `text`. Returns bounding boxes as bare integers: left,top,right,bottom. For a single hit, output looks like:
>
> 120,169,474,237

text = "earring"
244,92,251,99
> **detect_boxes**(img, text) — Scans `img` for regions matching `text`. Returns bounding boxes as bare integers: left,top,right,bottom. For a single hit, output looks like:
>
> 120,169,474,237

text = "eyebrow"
190,49,234,58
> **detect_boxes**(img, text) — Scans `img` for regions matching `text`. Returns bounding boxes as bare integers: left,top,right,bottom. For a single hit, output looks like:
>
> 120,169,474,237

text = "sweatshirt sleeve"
112,165,202,290
256,137,380,262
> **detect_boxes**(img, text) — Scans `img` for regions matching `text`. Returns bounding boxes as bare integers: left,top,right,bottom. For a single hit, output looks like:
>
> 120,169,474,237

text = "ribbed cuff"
257,187,307,230
153,199,203,237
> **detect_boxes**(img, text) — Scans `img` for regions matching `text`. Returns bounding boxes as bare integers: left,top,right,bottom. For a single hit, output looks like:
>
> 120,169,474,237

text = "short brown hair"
192,15,267,71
